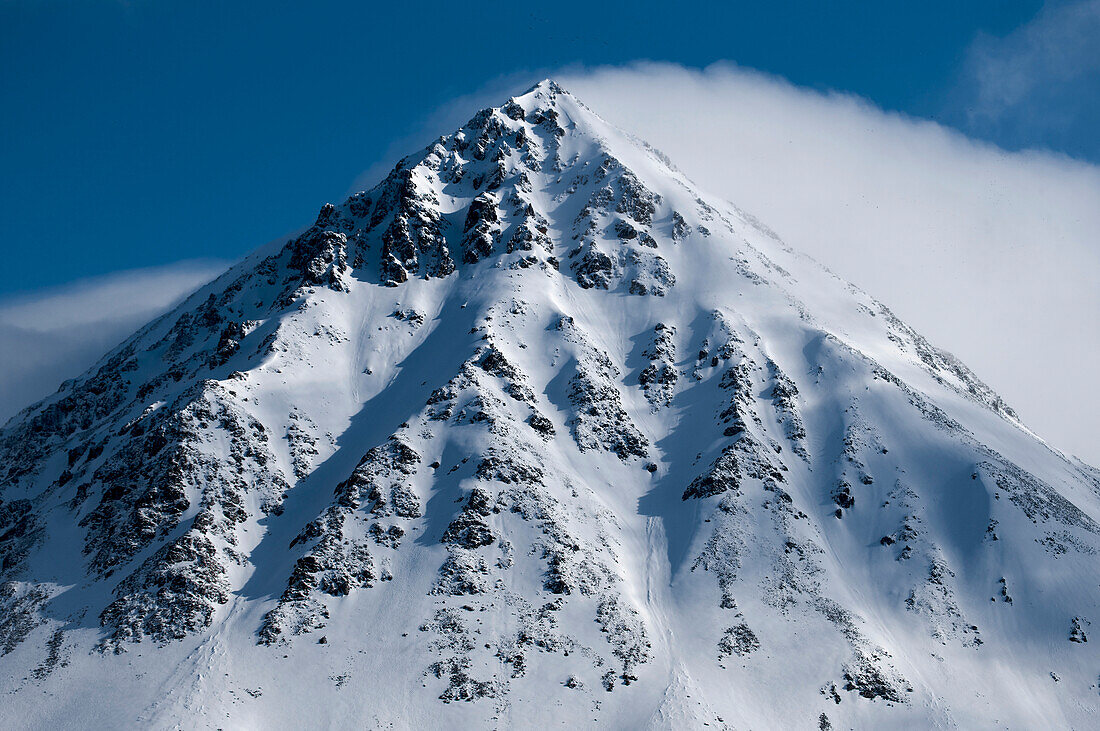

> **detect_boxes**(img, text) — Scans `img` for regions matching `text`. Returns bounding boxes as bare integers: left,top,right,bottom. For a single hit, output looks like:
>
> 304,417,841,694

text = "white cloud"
554,62,1100,465
0,260,228,425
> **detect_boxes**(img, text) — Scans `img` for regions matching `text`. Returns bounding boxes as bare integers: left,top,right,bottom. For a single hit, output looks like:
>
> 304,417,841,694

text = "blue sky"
6,0,1098,296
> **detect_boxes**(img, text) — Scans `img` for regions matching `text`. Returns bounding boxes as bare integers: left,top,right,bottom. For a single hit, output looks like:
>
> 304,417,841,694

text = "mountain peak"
503,78,578,120
276,75,688,291
516,77,569,100
0,79,1097,729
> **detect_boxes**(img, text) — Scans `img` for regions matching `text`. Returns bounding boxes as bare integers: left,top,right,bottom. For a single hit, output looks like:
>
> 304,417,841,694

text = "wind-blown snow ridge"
1,79,1097,729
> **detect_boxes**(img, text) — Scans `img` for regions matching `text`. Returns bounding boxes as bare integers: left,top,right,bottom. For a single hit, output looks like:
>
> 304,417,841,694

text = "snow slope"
1,81,1097,730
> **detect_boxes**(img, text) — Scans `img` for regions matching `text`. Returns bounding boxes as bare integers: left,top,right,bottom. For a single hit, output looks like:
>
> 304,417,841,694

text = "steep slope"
1,80,1098,729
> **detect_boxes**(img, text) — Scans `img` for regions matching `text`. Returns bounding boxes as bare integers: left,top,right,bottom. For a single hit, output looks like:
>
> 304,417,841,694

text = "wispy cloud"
952,0,1100,158
0,259,228,424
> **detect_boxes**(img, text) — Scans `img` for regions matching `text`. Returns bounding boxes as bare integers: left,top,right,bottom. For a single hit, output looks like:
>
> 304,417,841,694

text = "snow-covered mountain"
1,80,1097,729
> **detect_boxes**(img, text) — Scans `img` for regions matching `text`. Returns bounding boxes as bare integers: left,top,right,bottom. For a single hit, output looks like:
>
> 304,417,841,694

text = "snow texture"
0,80,1098,730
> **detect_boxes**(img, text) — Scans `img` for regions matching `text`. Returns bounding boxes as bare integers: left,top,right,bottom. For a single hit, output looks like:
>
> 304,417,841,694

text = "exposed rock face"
0,79,1098,730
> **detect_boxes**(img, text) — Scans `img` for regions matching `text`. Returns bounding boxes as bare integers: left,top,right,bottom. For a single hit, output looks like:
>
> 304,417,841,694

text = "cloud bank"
0,260,228,425
556,62,1100,465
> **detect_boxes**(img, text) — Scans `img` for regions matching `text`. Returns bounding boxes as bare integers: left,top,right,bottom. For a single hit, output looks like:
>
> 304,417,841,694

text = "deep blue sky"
3,0,1087,296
